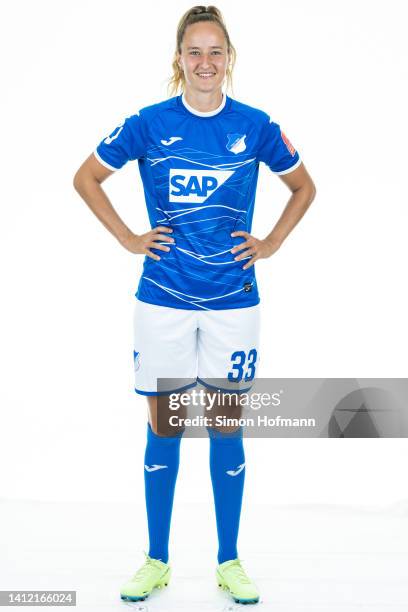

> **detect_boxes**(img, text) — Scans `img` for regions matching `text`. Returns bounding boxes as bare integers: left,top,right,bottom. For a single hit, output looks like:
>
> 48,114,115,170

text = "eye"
211,50,222,55
189,50,200,55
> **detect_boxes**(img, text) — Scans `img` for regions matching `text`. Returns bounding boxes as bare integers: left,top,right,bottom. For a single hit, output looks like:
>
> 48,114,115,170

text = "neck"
182,88,224,113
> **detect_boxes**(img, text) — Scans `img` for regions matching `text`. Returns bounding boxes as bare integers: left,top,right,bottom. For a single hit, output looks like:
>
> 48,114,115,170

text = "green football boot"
216,558,260,604
120,551,171,602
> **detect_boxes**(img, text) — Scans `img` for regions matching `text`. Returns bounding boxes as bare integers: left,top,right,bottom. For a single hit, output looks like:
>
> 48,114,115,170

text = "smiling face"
177,21,230,95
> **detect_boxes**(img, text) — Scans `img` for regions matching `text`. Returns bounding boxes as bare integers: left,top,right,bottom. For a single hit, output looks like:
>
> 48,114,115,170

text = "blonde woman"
73,4,316,605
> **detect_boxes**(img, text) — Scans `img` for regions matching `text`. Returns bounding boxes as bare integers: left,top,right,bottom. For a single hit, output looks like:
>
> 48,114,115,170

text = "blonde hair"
167,5,236,98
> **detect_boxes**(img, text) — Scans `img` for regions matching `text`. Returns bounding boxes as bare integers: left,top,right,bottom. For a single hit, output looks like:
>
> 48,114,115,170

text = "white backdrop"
1,0,407,507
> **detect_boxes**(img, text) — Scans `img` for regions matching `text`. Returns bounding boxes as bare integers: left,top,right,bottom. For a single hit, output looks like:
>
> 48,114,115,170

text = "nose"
199,54,213,68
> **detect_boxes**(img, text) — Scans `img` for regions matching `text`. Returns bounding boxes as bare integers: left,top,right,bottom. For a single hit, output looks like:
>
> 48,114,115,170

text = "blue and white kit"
94,93,301,394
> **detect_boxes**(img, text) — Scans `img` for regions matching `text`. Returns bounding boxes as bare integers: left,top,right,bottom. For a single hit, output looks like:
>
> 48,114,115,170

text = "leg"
197,305,260,565
147,395,187,437
204,394,260,604
205,392,246,564
133,298,197,562
143,395,187,564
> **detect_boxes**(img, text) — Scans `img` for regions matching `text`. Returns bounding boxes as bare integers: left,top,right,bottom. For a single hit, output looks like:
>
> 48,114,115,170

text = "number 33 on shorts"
228,349,258,382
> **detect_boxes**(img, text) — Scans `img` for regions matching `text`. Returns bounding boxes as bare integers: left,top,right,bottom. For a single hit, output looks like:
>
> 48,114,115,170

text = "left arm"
231,162,316,269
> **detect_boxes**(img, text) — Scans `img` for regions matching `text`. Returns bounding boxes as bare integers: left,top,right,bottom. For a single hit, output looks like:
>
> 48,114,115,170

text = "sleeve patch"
281,130,296,157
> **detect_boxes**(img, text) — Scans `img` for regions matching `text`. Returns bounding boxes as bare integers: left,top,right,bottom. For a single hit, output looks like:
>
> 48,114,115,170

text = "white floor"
1,499,408,611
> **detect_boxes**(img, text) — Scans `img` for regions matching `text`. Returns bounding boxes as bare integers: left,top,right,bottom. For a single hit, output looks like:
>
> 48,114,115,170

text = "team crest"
281,130,296,157
133,350,141,371
226,133,247,154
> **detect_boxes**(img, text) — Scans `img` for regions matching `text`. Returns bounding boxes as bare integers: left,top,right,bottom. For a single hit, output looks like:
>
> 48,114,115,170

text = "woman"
73,5,316,605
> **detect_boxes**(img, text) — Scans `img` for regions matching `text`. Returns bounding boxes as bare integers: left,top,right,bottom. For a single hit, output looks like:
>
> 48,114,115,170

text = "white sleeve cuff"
274,157,302,175
93,149,120,171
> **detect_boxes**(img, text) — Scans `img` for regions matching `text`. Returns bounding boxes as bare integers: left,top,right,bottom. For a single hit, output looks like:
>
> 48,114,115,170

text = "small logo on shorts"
243,282,252,293
133,350,141,371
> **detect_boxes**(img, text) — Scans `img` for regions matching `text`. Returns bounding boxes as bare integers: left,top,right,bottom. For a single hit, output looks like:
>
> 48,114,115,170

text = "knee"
148,421,185,438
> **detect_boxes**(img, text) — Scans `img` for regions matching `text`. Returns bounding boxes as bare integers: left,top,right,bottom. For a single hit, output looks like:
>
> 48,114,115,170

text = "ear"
176,51,183,70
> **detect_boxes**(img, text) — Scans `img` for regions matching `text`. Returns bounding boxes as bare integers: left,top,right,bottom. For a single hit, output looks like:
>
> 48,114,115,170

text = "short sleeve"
93,113,146,171
258,116,301,175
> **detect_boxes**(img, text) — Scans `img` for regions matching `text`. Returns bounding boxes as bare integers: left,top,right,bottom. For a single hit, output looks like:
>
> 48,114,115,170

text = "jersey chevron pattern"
94,94,301,310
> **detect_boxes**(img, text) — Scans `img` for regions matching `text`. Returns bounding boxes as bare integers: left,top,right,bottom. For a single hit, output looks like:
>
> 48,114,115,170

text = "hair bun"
191,6,207,14
190,5,221,17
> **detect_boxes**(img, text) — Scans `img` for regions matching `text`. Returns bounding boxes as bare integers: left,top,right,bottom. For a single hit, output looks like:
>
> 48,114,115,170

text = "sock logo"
144,464,168,472
169,169,234,204
226,462,245,477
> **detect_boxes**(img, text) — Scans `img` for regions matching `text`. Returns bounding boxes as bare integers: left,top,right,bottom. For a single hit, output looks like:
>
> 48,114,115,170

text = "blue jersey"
94,94,301,310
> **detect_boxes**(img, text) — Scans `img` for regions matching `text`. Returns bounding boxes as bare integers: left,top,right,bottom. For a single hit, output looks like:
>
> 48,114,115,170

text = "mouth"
196,72,216,79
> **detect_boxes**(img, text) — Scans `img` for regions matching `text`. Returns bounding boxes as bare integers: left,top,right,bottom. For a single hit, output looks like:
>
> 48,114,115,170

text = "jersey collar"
180,92,227,117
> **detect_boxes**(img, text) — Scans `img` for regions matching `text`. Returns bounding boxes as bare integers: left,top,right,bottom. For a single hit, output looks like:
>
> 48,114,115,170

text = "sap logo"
169,169,234,203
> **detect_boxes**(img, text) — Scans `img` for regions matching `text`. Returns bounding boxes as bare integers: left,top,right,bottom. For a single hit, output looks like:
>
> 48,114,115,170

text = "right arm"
72,153,174,260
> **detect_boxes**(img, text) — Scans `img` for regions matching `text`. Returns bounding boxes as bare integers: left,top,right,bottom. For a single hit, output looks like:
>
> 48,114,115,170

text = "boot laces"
132,551,162,582
227,559,251,584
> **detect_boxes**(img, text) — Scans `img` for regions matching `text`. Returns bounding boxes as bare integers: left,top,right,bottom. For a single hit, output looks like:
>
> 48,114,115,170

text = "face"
177,21,230,94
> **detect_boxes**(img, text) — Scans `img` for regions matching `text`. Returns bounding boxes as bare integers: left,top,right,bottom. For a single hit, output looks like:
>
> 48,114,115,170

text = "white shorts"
132,298,260,396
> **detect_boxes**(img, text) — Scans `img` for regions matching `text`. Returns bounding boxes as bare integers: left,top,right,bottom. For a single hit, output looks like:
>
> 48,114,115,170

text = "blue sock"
207,426,246,564
144,422,183,564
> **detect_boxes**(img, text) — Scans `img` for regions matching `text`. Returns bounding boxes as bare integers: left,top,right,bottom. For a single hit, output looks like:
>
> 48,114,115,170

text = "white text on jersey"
169,169,234,204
